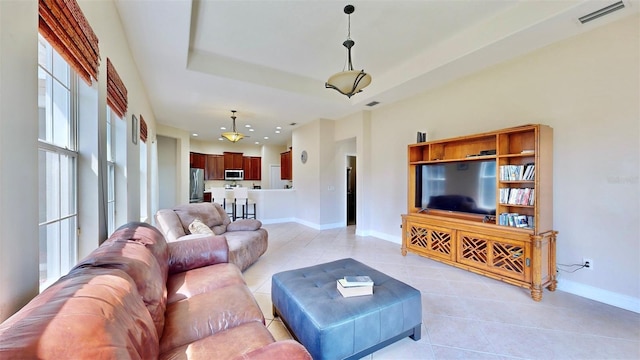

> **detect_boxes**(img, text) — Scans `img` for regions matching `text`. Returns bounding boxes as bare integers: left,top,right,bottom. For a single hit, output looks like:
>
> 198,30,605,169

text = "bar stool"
210,187,233,218
233,187,256,219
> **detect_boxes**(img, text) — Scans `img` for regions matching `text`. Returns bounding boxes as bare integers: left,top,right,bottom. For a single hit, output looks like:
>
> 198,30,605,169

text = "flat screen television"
416,160,496,216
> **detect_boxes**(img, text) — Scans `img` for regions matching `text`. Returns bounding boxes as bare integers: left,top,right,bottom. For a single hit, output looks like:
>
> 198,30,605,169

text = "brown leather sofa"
155,202,267,271
0,222,311,359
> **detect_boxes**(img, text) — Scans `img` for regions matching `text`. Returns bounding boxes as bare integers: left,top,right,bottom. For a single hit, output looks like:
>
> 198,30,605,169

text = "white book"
337,280,373,297
341,276,374,287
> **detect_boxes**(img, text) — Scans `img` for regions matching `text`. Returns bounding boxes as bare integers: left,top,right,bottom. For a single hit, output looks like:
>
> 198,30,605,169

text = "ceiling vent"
579,1,625,24
366,101,380,107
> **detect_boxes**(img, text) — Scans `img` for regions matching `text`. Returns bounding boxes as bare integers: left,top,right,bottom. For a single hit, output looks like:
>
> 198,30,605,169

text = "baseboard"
557,279,640,313
260,217,296,225
368,230,401,245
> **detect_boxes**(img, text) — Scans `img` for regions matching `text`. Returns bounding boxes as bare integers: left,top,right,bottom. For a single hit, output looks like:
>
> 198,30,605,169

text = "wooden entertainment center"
401,124,557,301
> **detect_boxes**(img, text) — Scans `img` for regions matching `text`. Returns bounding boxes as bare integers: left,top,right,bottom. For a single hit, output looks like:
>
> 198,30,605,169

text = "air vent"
579,1,625,24
366,101,380,107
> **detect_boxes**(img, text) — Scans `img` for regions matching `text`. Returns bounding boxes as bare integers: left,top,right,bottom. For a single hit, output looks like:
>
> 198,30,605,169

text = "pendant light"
325,5,372,98
221,110,245,143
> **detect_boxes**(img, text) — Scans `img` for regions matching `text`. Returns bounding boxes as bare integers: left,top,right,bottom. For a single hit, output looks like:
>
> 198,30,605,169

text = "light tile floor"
245,222,640,359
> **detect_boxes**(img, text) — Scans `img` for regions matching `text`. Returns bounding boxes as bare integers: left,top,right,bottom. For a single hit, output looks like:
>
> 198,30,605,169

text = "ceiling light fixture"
325,4,371,98
221,110,245,143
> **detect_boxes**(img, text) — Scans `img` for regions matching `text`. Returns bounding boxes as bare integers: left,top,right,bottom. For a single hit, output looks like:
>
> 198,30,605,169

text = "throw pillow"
188,218,214,235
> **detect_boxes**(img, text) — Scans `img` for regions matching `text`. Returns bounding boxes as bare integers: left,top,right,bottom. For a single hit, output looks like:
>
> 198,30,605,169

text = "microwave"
225,169,244,180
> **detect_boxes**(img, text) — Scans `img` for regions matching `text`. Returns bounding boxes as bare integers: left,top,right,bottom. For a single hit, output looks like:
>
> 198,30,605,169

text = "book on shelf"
341,275,374,287
500,188,535,206
499,212,535,229
499,164,535,181
337,280,373,297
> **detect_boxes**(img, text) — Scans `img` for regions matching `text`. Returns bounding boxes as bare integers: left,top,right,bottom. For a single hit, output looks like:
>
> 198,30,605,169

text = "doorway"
346,156,356,225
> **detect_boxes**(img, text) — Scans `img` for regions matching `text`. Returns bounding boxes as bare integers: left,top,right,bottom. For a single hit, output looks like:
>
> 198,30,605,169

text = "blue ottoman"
272,258,422,360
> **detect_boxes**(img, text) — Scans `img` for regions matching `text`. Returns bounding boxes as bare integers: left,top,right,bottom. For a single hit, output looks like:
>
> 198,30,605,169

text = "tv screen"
416,160,496,215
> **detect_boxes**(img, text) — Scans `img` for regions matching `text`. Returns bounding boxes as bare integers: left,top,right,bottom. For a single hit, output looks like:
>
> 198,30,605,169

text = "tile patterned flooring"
244,222,640,359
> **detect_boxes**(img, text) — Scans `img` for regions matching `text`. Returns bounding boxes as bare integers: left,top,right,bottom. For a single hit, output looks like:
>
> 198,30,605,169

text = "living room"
0,0,638,353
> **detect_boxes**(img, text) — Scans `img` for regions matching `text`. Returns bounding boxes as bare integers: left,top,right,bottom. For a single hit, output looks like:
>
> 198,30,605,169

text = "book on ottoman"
342,275,374,287
337,279,373,297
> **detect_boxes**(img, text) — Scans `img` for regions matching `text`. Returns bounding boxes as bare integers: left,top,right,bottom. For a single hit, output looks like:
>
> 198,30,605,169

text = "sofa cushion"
73,238,167,338
167,235,229,274
189,218,214,235
155,208,187,241
227,218,262,231
0,267,159,359
159,321,275,360
174,203,229,235
224,228,268,272
167,263,245,304
160,284,264,354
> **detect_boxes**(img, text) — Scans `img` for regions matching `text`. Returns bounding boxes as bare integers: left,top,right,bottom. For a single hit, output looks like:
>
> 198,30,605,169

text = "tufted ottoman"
272,258,422,360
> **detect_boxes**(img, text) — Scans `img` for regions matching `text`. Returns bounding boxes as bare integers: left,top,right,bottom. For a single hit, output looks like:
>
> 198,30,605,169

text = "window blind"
107,58,128,119
39,0,100,84
140,115,148,143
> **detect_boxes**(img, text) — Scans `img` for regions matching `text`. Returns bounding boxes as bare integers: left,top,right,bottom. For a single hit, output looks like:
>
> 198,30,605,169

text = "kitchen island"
208,188,296,223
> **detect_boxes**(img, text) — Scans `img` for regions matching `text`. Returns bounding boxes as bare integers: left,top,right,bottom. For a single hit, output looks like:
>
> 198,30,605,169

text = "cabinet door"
243,157,261,180
190,152,206,169
206,154,224,180
406,222,454,261
280,151,292,180
457,231,529,281
224,152,243,169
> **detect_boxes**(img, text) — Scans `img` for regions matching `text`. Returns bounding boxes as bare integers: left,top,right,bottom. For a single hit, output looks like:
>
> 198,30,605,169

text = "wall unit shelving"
401,124,557,301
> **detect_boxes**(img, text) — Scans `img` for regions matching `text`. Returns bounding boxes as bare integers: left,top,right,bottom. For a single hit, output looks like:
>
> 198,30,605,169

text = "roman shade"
107,58,128,119
38,0,100,85
140,115,148,143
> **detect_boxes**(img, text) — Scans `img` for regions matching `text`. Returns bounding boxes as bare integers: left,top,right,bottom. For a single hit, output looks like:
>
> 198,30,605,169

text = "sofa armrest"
227,219,262,232
238,340,312,360
167,235,229,274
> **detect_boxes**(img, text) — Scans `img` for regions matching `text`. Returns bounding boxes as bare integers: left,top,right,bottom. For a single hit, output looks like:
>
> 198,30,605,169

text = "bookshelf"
402,124,557,301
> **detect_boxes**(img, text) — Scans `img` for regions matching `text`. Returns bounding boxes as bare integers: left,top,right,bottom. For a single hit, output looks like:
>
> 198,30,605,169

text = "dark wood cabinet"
224,152,244,169
280,150,292,180
205,154,224,180
243,156,261,180
203,192,212,202
190,152,206,169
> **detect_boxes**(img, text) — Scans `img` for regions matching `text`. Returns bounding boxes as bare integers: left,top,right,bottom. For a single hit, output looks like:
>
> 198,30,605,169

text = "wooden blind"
107,58,128,119
140,115,148,143
39,0,100,84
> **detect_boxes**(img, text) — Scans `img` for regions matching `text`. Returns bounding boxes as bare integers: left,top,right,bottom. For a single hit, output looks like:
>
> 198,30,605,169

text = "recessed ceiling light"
254,141,260,145
218,137,224,141
192,133,198,137
275,130,281,134
245,124,251,128
276,126,282,130
263,136,269,140
220,126,226,130
249,128,254,132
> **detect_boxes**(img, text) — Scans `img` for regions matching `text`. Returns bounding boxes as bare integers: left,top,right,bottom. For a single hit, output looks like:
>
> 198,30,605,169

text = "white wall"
0,0,39,322
157,135,177,210
0,0,160,320
357,14,638,310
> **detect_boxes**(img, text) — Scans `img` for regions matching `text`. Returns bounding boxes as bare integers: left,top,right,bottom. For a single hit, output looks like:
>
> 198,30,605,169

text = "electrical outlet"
583,258,593,270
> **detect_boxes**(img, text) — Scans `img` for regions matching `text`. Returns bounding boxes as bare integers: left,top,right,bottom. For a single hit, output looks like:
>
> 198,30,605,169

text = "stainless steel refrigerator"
189,168,204,203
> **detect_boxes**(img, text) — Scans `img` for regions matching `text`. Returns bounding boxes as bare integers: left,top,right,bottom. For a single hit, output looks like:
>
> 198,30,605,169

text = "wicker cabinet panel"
457,231,529,282
407,223,454,261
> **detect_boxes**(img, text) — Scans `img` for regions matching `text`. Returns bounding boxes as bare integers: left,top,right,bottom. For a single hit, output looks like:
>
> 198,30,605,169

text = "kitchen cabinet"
206,154,224,180
190,152,206,169
280,150,292,180
224,152,244,170
243,156,261,180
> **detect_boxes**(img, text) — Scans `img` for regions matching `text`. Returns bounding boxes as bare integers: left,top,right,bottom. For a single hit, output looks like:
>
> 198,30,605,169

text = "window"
106,109,116,234
38,35,78,290
478,161,496,209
